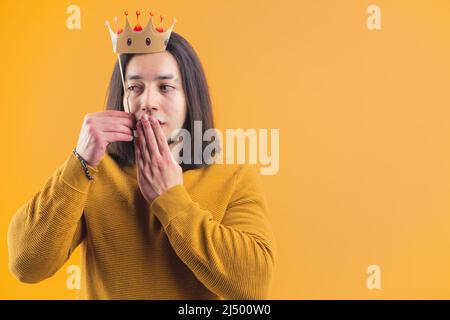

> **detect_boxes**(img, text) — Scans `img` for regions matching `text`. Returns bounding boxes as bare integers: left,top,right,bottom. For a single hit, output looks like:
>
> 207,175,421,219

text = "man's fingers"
137,122,151,163
92,111,136,127
99,123,133,135
93,110,136,119
103,132,134,143
99,116,137,129
141,119,161,158
150,116,171,158
134,138,144,169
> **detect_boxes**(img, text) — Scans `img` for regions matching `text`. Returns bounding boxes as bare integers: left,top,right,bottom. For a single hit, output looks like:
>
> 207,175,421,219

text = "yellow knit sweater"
7,152,276,299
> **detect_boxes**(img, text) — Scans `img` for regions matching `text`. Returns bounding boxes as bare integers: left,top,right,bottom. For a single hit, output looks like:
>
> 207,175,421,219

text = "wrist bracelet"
73,149,94,181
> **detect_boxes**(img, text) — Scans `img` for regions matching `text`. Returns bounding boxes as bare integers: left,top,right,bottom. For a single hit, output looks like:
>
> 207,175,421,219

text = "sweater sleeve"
7,152,98,283
150,164,276,299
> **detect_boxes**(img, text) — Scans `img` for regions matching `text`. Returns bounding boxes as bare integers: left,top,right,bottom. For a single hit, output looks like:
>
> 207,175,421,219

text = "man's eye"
160,84,173,92
128,85,142,92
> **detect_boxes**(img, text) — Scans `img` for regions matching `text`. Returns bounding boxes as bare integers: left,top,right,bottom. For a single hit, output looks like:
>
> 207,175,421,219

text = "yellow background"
1,0,450,299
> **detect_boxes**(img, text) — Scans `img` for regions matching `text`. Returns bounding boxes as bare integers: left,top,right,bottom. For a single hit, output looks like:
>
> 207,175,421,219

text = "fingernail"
143,114,148,121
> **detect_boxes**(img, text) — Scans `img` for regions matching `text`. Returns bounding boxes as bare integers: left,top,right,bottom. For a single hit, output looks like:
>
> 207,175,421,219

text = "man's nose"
141,105,160,112
140,88,160,112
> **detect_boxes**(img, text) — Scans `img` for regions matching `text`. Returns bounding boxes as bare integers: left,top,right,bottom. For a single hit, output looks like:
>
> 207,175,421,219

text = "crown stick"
121,12,132,114
117,53,131,113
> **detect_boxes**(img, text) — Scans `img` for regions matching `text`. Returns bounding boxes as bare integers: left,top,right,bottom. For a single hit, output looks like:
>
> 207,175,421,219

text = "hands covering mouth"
134,113,183,203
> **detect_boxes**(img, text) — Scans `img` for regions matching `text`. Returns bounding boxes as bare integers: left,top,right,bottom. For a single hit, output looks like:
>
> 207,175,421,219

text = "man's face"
124,52,187,142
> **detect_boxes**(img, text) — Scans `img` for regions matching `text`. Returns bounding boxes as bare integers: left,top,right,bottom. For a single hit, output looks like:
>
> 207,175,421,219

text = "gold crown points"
106,10,177,54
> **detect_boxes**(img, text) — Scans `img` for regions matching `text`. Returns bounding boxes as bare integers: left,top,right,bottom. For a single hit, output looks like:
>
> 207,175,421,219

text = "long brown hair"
104,32,217,171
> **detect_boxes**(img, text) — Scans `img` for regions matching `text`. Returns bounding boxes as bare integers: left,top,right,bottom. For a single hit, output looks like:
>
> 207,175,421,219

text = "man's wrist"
73,149,95,180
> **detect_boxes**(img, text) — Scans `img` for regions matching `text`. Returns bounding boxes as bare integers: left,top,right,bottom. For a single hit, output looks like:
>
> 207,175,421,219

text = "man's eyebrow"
127,74,144,80
127,74,178,81
154,74,177,81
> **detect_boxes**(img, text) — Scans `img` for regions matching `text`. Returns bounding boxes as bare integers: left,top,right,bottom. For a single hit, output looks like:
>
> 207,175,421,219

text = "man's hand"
76,111,136,167
134,115,183,203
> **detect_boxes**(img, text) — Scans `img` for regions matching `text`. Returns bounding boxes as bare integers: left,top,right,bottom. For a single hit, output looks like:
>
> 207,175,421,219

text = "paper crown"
106,11,177,54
